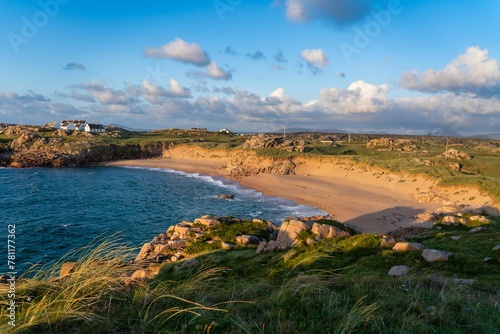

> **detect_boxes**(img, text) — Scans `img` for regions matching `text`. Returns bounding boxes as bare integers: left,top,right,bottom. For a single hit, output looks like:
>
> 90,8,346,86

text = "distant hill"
107,124,150,132
469,133,500,140
269,127,347,134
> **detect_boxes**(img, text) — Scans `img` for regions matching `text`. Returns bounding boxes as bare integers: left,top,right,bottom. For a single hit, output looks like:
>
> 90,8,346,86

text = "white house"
60,120,86,131
60,121,75,131
85,123,105,133
219,128,232,134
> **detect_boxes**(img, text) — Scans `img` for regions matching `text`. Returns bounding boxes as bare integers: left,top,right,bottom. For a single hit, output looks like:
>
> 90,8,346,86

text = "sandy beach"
106,145,496,234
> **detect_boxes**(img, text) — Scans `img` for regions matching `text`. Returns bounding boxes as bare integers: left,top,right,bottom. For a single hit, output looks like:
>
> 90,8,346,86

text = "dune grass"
2,215,499,333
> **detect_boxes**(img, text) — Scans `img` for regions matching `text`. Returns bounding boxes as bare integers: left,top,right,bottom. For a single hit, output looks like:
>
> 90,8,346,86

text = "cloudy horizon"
1,0,500,136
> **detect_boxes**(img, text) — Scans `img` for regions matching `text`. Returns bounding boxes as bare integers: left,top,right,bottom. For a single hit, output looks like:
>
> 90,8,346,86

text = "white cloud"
144,38,211,66
301,49,329,72
285,0,309,22
0,90,50,102
206,61,232,80
79,81,132,105
400,46,500,93
188,61,232,81
313,80,390,113
141,79,191,102
2,76,499,135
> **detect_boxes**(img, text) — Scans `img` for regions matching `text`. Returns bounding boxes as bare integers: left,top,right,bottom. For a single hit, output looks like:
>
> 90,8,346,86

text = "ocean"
0,166,325,274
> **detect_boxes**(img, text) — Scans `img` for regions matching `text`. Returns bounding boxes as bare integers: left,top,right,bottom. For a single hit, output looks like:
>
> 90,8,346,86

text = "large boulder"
380,235,397,249
194,218,220,227
235,235,261,245
276,219,313,249
311,223,350,241
422,249,449,262
392,242,425,252
135,243,153,262
388,265,409,276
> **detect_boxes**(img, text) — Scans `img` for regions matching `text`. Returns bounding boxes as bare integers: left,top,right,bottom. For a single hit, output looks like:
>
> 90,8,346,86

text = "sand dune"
106,145,496,233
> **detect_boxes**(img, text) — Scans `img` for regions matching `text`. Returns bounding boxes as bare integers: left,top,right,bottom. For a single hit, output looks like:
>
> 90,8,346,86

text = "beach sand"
106,145,496,233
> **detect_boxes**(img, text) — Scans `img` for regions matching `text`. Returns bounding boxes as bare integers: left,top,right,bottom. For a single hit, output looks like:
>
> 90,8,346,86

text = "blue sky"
1,0,500,135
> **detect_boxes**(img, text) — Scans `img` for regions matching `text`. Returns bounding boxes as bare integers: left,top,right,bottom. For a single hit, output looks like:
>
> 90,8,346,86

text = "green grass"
3,216,499,333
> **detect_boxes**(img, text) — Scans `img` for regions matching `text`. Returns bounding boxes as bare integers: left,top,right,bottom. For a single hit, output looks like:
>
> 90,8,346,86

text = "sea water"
0,166,325,274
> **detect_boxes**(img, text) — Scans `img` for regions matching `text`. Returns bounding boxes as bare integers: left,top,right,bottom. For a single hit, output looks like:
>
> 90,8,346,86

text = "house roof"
61,120,86,125
86,123,105,130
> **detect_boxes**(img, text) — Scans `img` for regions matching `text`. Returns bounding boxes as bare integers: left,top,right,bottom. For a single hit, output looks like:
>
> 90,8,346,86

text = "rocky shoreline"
56,203,498,285
0,125,169,168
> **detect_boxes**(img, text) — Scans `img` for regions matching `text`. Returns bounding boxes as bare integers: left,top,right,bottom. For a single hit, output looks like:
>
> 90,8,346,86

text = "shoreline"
105,145,498,234
104,161,441,234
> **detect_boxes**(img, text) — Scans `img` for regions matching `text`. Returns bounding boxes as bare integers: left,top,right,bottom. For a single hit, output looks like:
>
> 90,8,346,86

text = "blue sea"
0,166,325,274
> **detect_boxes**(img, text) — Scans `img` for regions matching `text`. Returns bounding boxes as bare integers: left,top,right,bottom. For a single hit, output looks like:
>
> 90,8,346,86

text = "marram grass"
1,221,499,333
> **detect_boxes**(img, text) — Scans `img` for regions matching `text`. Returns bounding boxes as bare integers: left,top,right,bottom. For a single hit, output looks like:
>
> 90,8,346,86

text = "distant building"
85,123,106,133
219,128,232,134
60,120,86,131
46,121,59,129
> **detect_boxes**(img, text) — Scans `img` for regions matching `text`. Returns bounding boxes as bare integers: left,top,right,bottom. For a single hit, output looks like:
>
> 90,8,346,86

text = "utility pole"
348,132,351,145
284,125,286,139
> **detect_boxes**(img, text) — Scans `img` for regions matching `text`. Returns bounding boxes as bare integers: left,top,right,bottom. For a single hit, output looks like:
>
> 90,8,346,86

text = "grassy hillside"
1,215,499,333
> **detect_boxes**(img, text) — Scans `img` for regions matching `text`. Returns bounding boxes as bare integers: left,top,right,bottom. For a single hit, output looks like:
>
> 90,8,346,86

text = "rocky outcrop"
261,217,352,251
3,126,172,168
413,158,434,167
415,205,493,228
367,138,419,152
243,134,308,152
125,215,355,281
226,155,296,178
443,148,472,160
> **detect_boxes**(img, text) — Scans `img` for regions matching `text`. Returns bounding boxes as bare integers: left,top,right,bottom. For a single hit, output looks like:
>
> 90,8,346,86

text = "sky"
1,0,500,136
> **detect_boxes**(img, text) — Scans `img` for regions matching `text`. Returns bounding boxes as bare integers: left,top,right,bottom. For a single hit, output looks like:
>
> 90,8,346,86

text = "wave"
119,166,326,218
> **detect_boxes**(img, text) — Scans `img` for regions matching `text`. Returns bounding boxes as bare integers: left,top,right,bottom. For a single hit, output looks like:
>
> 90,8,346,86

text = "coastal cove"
107,143,498,234
0,166,324,274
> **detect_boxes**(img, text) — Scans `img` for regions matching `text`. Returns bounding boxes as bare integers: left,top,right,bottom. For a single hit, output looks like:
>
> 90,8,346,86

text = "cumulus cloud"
212,86,236,95
281,0,378,25
400,46,500,94
188,61,232,80
141,79,191,103
2,74,499,135
144,38,211,66
0,90,85,124
310,80,390,114
301,49,329,73
63,62,86,71
0,90,50,102
246,51,266,61
72,81,134,105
